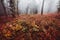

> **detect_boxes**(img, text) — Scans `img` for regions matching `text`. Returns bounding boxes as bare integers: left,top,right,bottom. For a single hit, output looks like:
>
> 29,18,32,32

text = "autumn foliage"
0,13,60,40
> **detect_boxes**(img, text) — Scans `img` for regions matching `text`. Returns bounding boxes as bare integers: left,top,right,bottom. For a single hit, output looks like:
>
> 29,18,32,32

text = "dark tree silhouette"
58,0,60,13
41,0,44,15
17,0,19,16
1,0,7,16
34,7,38,14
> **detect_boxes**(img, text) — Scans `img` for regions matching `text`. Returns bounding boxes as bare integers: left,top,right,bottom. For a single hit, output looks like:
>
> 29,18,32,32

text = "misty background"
0,0,59,15
18,0,59,14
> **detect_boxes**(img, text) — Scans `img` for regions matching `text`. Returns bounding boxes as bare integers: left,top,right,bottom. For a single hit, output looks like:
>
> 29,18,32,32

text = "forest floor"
0,13,60,40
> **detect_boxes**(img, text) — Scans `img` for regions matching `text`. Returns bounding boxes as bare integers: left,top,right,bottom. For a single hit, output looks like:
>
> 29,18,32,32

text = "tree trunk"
17,0,19,16
10,0,16,17
1,0,7,16
58,0,60,13
41,0,44,15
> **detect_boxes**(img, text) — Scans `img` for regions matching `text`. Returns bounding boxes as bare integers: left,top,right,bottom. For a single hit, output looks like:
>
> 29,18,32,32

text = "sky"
4,0,59,14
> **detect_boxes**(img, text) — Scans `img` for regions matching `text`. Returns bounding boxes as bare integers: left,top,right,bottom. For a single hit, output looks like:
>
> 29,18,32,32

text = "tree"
1,0,7,16
41,0,44,15
9,0,16,17
58,0,60,13
17,0,19,15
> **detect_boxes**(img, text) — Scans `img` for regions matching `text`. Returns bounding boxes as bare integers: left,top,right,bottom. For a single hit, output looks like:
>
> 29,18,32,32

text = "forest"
0,0,60,40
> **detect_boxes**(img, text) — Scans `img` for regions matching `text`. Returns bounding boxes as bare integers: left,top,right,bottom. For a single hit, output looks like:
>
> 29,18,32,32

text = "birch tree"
9,0,16,17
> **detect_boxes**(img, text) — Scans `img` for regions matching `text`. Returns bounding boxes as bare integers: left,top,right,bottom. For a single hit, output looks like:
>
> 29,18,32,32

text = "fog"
4,0,59,14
